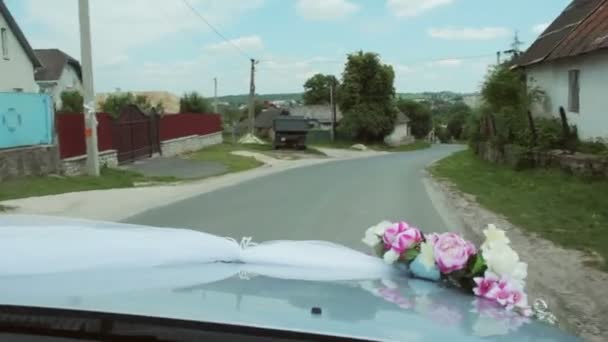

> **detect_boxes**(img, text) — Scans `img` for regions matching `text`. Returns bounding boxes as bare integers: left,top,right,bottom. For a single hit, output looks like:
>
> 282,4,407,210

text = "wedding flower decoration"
362,221,533,317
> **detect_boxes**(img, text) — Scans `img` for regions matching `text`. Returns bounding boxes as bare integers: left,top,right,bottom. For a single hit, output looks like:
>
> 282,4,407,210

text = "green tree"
338,51,396,141
396,99,432,139
101,92,135,118
221,105,244,143
481,64,546,146
302,74,338,105
59,90,84,112
180,91,212,113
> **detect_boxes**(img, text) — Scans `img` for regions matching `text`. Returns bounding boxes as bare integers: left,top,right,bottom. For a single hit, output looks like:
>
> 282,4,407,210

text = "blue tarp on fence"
0,93,53,149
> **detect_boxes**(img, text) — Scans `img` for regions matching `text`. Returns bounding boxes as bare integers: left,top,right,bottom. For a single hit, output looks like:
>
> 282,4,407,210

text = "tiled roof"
517,0,606,66
34,49,82,82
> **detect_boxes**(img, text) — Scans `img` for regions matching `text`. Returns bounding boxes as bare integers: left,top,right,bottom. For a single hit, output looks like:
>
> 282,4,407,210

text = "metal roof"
517,0,605,67
0,0,42,68
34,49,82,82
547,0,608,61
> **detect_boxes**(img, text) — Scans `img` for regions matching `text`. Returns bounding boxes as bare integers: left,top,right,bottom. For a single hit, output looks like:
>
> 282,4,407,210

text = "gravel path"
426,173,608,341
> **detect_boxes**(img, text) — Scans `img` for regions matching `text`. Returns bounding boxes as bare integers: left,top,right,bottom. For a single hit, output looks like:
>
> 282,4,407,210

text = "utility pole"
78,0,99,176
213,77,218,113
496,51,501,65
248,59,257,135
329,81,336,142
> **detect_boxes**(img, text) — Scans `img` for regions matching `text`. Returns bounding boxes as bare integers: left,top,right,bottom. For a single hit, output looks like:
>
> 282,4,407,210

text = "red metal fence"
159,113,222,141
56,112,222,159
56,112,113,159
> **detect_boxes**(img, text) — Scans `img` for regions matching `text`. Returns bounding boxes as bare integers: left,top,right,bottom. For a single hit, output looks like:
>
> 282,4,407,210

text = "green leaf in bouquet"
402,247,421,262
469,254,487,277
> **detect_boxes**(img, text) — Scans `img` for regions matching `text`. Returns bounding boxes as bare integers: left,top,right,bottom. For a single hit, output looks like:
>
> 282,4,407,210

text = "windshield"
0,0,605,341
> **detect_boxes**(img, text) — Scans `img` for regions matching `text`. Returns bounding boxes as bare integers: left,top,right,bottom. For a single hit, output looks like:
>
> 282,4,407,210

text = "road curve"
125,145,463,250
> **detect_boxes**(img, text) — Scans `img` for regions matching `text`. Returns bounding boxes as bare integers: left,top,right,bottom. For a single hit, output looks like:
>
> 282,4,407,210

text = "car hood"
0,215,576,341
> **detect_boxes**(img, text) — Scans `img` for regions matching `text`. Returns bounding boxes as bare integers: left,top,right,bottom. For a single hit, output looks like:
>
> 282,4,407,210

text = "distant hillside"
219,93,302,105
219,91,477,105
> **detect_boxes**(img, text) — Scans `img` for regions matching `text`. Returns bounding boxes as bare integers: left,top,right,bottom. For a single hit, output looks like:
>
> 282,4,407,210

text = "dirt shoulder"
425,173,608,341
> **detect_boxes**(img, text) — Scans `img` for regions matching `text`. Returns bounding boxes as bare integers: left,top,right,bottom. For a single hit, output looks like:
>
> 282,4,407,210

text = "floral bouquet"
363,221,532,316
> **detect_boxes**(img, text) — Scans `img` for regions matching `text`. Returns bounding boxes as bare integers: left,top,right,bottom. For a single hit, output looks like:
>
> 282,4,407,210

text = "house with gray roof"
289,105,342,131
34,48,83,109
516,0,608,140
0,0,42,92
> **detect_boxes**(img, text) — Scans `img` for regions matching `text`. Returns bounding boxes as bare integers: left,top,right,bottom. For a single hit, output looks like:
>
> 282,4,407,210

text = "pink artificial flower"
486,279,528,311
383,222,410,247
433,232,476,274
390,228,423,254
473,272,499,298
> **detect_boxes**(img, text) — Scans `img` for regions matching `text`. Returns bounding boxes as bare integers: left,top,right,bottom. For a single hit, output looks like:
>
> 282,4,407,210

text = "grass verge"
187,143,264,173
431,150,608,271
0,168,177,202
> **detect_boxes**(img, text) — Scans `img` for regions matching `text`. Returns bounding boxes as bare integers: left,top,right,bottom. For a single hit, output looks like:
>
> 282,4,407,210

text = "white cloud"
532,22,550,34
433,58,462,67
204,35,264,54
428,27,511,40
387,0,453,17
17,0,265,66
296,0,359,20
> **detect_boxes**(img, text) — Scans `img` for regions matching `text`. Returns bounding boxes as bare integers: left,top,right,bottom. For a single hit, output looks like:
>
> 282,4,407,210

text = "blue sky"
6,0,570,96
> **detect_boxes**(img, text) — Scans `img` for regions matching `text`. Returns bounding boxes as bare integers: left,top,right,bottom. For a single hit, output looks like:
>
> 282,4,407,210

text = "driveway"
125,145,464,251
123,157,227,179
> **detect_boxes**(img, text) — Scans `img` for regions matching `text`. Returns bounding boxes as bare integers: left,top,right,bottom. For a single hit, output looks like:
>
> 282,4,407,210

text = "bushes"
100,92,164,117
180,92,211,113
339,103,396,141
59,91,84,112
396,99,432,138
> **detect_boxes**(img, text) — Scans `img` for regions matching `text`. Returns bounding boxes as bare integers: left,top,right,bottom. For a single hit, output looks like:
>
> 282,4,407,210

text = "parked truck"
272,116,310,150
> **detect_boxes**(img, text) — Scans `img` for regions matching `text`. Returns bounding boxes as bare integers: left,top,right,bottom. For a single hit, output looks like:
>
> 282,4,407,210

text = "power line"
180,0,252,60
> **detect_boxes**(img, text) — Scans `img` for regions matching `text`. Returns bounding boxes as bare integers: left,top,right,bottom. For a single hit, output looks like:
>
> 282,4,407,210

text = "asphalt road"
125,145,463,251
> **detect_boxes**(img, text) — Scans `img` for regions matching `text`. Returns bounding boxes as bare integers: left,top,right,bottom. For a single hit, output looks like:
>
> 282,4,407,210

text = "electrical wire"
180,0,253,60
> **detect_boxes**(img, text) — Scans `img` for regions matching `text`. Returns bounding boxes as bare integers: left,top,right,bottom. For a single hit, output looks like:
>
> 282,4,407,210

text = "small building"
515,0,608,140
34,49,83,109
289,105,342,131
237,107,285,138
385,110,414,147
0,0,42,92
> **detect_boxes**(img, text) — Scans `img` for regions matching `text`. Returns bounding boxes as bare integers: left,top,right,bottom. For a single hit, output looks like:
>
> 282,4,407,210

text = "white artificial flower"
372,221,393,235
483,243,527,282
481,224,511,252
418,241,436,270
362,229,381,247
383,249,400,264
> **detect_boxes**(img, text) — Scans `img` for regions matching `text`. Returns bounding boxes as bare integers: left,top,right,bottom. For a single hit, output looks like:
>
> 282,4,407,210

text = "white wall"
42,64,83,109
527,50,608,140
0,13,38,92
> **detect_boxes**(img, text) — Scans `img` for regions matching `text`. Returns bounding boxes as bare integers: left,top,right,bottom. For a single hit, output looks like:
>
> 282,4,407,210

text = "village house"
0,0,41,92
516,0,608,140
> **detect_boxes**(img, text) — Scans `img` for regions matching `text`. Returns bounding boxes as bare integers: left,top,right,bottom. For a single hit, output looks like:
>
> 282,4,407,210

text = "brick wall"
0,145,60,181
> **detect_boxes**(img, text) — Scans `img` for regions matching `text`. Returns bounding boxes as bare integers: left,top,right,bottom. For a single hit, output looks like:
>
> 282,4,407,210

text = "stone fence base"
0,145,60,181
160,132,223,157
61,150,118,176
475,142,608,178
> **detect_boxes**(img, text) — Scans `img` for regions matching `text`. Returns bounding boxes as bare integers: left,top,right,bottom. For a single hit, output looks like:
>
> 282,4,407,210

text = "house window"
1,28,8,59
568,69,580,113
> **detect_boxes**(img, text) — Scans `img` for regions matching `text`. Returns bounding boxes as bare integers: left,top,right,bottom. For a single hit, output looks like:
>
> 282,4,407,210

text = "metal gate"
112,104,160,164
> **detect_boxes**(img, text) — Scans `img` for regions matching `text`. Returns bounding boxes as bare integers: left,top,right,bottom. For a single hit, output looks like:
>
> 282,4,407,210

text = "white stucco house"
516,0,608,140
0,0,41,92
34,49,83,109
